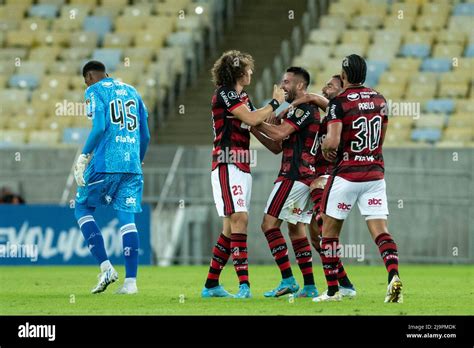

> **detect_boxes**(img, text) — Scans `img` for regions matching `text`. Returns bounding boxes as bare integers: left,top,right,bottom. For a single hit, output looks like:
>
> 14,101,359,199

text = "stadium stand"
156,0,311,144
0,0,472,148
0,0,229,146
292,0,474,147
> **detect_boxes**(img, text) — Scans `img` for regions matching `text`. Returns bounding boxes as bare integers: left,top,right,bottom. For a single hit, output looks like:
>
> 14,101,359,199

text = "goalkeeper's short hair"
82,60,106,77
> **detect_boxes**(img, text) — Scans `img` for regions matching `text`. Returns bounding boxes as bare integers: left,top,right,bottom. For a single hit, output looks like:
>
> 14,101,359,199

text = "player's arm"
256,104,314,141
321,99,343,162
380,123,388,147
230,85,285,127
254,121,296,142
82,91,106,155
138,95,150,163
380,99,389,147
74,90,105,186
291,93,329,111
250,127,282,154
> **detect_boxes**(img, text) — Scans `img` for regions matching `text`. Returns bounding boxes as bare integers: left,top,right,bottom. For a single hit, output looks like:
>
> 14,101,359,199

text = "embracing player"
252,67,320,298
313,54,402,303
291,75,356,298
201,50,285,298
74,60,150,294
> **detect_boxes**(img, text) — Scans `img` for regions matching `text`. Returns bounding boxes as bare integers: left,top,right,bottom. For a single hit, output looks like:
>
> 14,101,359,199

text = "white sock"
124,277,136,286
100,260,112,273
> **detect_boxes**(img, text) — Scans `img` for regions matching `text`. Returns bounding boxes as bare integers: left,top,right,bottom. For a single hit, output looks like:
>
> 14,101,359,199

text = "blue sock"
121,224,139,278
77,214,108,265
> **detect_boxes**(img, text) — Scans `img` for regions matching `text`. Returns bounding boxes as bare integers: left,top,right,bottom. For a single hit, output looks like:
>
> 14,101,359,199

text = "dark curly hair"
211,50,255,87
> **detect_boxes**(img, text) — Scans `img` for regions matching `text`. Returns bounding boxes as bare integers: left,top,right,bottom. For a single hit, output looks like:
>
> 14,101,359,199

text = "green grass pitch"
0,265,472,315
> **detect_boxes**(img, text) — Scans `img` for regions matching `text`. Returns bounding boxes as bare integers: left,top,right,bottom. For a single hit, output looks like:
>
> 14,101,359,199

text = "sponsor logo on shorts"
368,198,382,206
337,202,352,211
125,197,136,206
292,207,303,215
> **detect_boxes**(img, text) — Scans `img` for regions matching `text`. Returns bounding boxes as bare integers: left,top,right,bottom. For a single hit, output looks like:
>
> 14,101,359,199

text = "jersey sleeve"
137,93,148,120
284,104,314,131
137,94,150,162
325,98,344,125
82,87,106,155
247,98,257,112
216,86,245,112
85,87,105,120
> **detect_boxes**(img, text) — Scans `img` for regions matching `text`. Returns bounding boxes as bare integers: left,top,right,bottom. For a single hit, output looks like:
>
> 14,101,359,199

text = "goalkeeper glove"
74,154,91,187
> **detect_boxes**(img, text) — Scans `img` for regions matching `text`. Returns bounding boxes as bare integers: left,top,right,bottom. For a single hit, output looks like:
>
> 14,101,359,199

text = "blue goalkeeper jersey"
84,77,148,174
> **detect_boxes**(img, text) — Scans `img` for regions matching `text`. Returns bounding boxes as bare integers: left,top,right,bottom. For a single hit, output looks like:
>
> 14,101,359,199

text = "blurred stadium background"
0,0,472,268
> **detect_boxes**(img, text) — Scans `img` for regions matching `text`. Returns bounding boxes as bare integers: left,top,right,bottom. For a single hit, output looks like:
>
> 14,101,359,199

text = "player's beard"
285,89,296,103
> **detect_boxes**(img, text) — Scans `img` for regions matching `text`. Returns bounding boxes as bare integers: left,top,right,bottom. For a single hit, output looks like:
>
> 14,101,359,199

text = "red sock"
264,228,293,279
320,237,340,295
291,237,315,286
336,259,353,288
205,233,231,288
231,233,249,286
375,232,399,283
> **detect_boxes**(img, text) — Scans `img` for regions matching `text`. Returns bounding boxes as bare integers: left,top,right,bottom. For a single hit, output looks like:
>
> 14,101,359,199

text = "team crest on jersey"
85,98,93,117
295,108,305,118
227,91,238,99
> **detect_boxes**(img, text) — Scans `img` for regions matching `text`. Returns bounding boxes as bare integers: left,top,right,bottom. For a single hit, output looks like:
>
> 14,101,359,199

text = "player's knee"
261,215,277,232
230,212,248,231
260,219,270,232
116,210,135,227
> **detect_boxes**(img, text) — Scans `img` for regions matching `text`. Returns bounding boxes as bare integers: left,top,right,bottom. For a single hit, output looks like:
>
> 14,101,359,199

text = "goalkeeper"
74,61,150,294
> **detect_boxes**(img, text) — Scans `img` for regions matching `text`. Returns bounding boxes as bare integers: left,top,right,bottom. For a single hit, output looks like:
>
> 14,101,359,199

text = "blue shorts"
76,163,144,213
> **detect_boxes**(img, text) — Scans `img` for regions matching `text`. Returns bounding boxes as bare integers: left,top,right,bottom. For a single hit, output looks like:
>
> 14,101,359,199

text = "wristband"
268,99,280,111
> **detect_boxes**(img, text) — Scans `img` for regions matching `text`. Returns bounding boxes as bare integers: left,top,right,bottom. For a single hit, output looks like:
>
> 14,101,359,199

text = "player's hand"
74,154,91,187
277,104,292,119
272,84,285,104
292,93,322,108
322,149,337,162
265,112,280,125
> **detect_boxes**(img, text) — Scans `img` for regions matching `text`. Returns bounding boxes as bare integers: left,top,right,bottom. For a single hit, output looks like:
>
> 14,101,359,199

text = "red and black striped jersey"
276,103,320,186
314,114,334,177
211,86,255,173
326,85,388,182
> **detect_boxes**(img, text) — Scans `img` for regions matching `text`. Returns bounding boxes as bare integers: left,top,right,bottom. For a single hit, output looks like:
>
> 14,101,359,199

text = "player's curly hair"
211,50,255,87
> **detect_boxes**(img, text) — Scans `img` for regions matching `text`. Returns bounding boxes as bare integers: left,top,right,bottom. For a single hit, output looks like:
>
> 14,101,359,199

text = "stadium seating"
295,0,473,147
0,0,219,146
